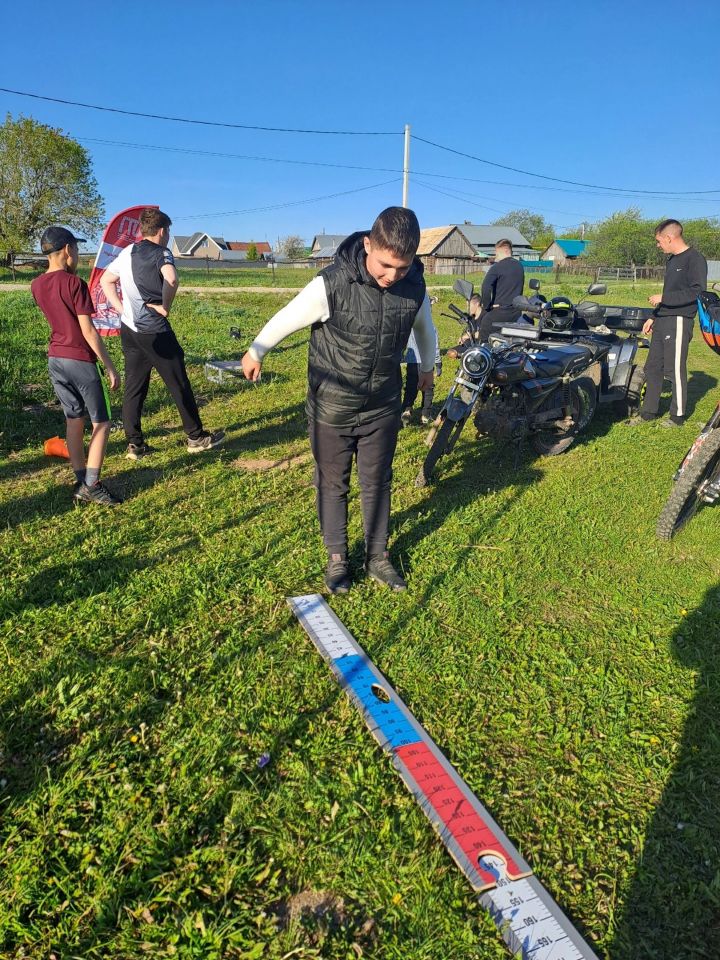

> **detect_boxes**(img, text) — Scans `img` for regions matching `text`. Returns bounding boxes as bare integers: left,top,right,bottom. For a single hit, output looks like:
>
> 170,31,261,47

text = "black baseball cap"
40,226,86,253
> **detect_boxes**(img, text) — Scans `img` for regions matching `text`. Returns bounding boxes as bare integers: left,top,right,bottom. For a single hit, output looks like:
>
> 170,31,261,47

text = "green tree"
246,242,259,261
278,235,306,259
681,218,720,260
582,208,658,266
492,208,552,245
0,114,104,257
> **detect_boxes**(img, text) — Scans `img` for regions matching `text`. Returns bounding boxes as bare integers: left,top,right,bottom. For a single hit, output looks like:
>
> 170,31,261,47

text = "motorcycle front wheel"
656,428,720,540
415,415,465,487
530,377,597,457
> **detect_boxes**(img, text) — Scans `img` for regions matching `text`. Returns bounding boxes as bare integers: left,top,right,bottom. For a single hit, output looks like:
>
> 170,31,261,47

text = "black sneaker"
660,418,684,429
365,553,407,591
324,554,351,594
73,481,123,506
126,442,154,460
187,430,226,453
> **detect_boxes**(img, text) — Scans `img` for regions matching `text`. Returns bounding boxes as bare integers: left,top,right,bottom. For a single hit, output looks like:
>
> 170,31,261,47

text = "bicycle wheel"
656,429,720,540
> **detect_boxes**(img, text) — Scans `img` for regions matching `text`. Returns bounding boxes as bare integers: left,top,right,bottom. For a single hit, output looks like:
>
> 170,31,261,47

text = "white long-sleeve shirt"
247,276,436,372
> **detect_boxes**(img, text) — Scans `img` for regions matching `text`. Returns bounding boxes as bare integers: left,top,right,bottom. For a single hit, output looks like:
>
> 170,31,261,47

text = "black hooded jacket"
307,232,426,427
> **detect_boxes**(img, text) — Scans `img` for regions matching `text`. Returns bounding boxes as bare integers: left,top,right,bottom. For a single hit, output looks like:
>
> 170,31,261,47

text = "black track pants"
478,306,521,343
641,315,694,421
308,413,400,556
121,326,204,444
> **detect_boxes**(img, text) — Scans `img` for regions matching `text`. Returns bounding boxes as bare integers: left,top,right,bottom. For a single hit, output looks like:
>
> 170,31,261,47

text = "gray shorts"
48,357,111,422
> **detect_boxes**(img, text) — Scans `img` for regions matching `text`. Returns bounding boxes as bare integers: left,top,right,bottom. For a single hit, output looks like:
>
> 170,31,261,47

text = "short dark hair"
496,238,513,253
368,206,420,258
140,208,172,237
655,218,683,237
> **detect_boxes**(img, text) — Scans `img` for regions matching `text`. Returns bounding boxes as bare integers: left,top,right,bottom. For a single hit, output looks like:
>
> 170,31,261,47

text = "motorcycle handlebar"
449,303,466,318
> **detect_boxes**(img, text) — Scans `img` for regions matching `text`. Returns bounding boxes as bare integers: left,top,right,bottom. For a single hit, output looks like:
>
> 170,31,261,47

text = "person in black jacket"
477,239,525,342
242,207,436,594
630,219,708,427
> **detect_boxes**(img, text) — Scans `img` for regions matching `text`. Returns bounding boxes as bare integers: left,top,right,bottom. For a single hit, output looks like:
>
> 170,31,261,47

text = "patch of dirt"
233,452,312,473
274,889,378,950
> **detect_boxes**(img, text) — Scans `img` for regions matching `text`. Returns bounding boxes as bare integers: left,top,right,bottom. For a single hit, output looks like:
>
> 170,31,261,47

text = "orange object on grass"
44,436,70,459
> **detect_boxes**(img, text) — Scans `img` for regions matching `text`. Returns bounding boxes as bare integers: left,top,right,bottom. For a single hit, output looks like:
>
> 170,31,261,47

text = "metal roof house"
540,239,589,264
171,233,270,261
310,234,347,259
172,233,233,259
227,241,272,258
454,223,534,259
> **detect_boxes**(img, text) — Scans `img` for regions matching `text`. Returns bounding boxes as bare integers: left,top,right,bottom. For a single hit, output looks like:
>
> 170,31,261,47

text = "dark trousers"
478,306,521,343
640,315,694,421
402,363,434,416
308,413,400,557
121,325,204,444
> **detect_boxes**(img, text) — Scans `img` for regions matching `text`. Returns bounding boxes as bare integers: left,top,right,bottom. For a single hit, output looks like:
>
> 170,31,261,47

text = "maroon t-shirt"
31,270,96,362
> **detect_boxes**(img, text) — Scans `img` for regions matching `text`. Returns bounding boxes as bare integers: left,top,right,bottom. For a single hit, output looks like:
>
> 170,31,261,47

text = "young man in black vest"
242,207,436,594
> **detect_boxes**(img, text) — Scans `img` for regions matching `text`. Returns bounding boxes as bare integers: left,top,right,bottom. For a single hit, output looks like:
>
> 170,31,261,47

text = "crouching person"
242,207,436,594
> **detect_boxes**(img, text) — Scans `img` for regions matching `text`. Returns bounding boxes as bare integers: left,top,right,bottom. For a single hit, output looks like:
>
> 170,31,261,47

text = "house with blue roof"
541,238,589,264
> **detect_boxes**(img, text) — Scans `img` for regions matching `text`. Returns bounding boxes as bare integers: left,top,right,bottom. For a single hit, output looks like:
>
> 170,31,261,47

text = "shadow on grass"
609,583,720,959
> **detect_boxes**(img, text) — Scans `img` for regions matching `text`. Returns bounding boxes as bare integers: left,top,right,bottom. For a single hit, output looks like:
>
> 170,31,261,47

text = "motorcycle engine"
474,386,528,437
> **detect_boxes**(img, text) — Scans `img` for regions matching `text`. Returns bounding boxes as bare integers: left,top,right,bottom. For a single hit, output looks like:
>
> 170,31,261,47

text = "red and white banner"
89,205,158,336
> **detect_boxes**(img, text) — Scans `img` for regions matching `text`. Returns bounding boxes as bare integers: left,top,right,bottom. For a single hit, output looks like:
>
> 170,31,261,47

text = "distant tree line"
493,207,720,266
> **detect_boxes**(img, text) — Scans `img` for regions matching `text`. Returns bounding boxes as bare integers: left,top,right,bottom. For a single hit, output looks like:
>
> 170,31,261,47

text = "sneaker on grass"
126,442,154,460
365,553,407,591
187,430,226,453
73,481,123,506
324,554,351,594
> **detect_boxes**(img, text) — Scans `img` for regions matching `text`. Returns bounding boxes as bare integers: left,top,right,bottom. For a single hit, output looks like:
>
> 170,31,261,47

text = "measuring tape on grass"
288,594,599,960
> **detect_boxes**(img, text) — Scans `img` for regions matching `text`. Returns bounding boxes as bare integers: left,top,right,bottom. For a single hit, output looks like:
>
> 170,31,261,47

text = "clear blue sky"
4,0,720,248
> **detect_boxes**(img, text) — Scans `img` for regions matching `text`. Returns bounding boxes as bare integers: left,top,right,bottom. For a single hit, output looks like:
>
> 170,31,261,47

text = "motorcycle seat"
530,342,595,378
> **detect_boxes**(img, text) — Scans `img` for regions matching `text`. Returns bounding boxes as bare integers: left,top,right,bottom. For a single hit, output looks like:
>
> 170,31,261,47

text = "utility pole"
402,124,410,207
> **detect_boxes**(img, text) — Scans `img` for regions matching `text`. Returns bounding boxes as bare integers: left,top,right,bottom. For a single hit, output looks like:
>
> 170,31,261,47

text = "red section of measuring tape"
396,741,527,884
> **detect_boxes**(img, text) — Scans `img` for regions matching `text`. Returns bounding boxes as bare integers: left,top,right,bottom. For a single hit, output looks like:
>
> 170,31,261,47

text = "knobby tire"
416,416,456,487
656,429,720,540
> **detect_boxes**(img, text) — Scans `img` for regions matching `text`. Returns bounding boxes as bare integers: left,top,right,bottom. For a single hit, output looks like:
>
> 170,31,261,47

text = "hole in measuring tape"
478,854,506,880
371,684,390,703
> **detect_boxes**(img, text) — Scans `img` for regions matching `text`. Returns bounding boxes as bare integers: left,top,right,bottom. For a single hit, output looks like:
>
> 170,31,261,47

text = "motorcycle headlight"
461,345,492,379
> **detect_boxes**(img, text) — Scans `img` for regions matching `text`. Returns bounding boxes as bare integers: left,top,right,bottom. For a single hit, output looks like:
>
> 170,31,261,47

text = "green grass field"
1,283,719,959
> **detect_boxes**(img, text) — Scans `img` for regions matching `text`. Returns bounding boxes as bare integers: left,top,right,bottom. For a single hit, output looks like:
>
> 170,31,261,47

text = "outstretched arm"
242,276,330,380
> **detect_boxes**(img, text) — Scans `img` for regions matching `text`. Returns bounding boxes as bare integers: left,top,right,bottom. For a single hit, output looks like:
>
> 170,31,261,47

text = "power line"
174,178,401,220
0,86,400,136
412,133,720,196
79,137,401,175
413,178,590,222
78,135,720,205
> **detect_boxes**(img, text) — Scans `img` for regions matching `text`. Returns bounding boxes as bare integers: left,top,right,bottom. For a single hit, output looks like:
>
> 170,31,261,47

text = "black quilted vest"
307,232,426,426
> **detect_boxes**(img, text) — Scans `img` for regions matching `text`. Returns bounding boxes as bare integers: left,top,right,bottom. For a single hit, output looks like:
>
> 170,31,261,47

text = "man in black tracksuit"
632,219,707,427
242,207,436,594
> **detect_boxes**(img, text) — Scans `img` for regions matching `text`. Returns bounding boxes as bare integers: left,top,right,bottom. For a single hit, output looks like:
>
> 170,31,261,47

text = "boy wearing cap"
31,227,122,505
